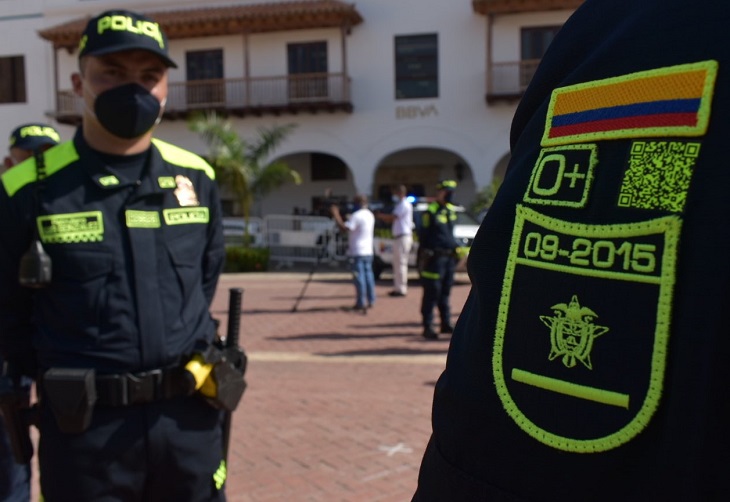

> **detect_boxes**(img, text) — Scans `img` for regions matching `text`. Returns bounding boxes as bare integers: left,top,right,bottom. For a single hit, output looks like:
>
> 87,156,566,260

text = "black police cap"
78,9,177,68
437,179,458,191
9,123,61,151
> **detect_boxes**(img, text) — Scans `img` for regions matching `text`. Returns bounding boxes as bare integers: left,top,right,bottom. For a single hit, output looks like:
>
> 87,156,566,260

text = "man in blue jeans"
331,194,376,314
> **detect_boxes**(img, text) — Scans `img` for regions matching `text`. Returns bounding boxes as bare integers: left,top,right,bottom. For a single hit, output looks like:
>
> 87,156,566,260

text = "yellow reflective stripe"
213,460,227,490
2,142,78,197
421,271,440,280
152,138,215,180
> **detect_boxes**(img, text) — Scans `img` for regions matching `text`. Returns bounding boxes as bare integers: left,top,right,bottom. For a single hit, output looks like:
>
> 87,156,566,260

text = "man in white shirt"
377,185,414,297
331,194,376,313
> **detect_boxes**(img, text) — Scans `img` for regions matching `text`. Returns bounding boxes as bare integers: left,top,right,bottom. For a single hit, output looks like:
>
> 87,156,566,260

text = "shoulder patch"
494,205,680,452
524,144,598,208
618,141,700,213
542,60,717,146
151,138,215,180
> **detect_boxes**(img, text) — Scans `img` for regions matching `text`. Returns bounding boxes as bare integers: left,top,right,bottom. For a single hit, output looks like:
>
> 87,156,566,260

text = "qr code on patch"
617,141,701,212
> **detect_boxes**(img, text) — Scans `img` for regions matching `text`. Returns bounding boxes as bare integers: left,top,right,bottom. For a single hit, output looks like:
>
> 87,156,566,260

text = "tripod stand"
290,228,336,312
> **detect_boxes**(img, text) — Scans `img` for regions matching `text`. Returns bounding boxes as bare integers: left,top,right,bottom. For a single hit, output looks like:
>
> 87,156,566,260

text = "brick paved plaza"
29,268,472,501
215,269,470,502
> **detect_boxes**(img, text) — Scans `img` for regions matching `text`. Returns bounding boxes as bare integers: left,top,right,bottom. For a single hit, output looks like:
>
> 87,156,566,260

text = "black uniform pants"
39,395,226,502
420,253,456,328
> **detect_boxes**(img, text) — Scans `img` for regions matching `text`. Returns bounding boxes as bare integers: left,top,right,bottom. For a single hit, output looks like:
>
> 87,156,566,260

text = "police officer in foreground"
0,123,59,502
413,0,730,500
418,180,460,340
0,9,237,501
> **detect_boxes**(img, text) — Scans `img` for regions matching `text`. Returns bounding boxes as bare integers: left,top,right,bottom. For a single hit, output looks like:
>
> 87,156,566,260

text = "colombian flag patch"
542,60,717,146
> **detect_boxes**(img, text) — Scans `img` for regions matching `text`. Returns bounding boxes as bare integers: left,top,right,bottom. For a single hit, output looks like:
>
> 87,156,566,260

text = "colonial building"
0,0,583,216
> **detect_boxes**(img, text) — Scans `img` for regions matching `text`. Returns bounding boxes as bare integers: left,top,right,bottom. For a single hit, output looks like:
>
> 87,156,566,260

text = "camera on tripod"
312,194,350,218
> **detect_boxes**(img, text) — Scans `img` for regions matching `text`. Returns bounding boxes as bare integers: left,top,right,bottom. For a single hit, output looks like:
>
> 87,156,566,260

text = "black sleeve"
201,176,225,307
0,185,37,376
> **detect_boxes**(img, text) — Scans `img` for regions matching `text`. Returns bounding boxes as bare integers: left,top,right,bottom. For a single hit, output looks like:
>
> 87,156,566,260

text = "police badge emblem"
541,295,609,370
493,205,681,453
173,175,200,207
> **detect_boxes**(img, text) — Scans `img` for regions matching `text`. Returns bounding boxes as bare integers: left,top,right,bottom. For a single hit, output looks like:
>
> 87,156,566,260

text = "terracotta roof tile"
39,0,363,50
472,0,584,15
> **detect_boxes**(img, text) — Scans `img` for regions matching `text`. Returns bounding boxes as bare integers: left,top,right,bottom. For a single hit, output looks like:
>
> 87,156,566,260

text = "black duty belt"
39,366,196,434
94,368,193,406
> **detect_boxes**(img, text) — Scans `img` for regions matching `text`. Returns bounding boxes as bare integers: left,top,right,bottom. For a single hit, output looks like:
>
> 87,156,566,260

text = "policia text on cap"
0,9,245,501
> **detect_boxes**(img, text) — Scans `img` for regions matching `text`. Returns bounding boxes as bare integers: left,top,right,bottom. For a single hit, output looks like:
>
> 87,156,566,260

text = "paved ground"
30,267,472,501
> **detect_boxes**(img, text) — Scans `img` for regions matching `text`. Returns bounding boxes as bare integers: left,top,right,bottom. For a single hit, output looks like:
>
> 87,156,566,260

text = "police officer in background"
0,10,231,501
0,123,59,502
418,180,460,340
414,0,730,500
3,123,60,172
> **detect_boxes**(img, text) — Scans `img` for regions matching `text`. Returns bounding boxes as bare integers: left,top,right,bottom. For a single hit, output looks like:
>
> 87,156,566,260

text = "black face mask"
93,83,163,139
444,192,454,203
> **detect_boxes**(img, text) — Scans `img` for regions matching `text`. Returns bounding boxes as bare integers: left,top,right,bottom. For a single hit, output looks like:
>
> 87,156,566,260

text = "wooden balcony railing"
486,59,541,103
52,73,353,125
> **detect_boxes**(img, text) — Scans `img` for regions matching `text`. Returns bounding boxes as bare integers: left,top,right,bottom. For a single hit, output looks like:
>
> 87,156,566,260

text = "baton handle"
226,288,243,348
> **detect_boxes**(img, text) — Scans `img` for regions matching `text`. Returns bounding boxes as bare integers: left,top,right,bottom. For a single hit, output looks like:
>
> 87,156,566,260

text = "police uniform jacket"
0,130,225,376
419,202,459,252
415,0,730,500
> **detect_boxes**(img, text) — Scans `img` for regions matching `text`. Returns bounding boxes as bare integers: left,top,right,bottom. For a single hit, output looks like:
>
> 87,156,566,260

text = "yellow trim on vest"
152,138,215,180
2,141,78,197
213,460,227,490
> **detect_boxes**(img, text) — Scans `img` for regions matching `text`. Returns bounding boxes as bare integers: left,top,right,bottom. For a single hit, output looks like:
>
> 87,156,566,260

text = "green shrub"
224,246,270,273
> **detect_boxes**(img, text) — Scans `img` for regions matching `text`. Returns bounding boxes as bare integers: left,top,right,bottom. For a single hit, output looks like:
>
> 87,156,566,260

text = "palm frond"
247,124,297,163
188,114,298,232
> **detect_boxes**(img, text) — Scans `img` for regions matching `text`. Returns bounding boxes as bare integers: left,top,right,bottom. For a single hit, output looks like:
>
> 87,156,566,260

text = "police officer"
413,0,730,500
0,123,59,502
0,10,230,501
3,123,61,171
418,180,460,340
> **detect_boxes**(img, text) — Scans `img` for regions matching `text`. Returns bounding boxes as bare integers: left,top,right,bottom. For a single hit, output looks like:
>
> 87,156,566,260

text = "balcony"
51,73,353,125
486,59,540,103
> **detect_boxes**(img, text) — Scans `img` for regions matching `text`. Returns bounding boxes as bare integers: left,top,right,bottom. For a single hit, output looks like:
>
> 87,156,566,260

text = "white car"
372,201,480,279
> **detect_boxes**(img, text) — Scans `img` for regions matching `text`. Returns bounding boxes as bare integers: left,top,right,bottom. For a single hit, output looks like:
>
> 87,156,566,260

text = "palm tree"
189,112,301,244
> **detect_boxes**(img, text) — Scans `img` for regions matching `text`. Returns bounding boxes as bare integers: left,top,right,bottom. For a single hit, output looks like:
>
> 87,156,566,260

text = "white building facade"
0,0,583,216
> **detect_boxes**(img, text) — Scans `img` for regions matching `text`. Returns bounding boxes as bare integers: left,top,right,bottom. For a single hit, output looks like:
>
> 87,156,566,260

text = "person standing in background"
418,180,460,340
413,0,730,499
3,123,60,172
0,123,60,502
331,194,376,314
376,184,414,297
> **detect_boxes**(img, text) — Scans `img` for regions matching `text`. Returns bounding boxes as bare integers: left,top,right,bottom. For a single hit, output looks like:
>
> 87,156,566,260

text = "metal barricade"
264,215,340,267
223,216,265,247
